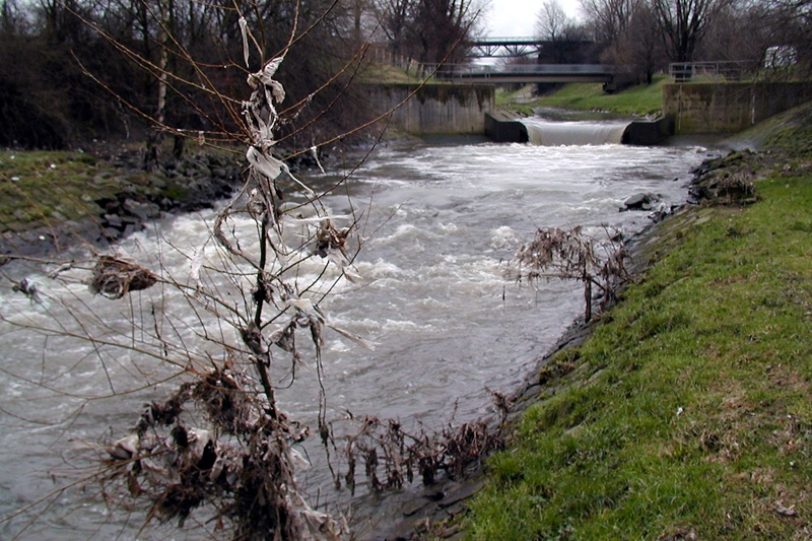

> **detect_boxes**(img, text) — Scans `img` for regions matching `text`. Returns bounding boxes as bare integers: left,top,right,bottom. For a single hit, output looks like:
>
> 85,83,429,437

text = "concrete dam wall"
366,83,494,135
664,82,812,134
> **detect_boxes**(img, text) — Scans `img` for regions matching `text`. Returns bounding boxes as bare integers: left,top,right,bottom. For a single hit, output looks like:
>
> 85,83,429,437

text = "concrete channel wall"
664,82,812,134
365,83,495,135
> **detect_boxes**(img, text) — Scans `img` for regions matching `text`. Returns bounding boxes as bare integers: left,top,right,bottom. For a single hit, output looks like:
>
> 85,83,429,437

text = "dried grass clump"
691,150,759,206
89,255,157,299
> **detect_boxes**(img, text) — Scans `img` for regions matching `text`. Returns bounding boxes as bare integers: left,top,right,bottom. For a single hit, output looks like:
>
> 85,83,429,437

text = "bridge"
466,37,594,59
431,63,617,84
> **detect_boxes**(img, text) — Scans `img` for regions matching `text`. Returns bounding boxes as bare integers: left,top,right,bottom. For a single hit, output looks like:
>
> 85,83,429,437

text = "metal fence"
668,61,759,82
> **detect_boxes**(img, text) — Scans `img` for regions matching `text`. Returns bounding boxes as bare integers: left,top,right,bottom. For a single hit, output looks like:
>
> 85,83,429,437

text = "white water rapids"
0,134,712,538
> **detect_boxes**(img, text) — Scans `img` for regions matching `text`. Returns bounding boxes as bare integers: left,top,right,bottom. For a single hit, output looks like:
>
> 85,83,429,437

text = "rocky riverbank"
0,146,242,261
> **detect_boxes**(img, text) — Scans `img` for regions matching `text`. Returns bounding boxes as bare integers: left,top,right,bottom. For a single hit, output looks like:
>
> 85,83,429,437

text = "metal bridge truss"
466,37,594,59
468,38,542,58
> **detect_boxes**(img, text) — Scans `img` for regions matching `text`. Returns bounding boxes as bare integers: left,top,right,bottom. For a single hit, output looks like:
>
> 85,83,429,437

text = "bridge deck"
434,64,616,84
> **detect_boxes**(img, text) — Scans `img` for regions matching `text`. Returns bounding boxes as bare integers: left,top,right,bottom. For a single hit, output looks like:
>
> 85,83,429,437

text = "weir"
521,118,630,146
484,112,675,145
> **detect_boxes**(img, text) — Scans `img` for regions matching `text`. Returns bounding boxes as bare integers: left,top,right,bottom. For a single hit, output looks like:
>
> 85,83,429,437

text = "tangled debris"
100,24,356,540
89,255,158,299
105,363,342,540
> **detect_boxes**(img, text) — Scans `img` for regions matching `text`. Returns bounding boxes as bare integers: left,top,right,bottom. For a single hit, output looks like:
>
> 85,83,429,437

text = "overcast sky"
480,0,583,37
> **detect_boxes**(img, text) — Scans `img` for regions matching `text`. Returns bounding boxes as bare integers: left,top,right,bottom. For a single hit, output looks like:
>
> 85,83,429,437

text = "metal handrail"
669,61,758,82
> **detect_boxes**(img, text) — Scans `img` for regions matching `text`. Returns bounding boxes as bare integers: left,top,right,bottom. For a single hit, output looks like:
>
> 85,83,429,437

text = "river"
0,130,711,539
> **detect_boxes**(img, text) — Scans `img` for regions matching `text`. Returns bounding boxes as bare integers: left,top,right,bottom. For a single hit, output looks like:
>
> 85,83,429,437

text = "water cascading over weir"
520,118,631,145
484,112,674,145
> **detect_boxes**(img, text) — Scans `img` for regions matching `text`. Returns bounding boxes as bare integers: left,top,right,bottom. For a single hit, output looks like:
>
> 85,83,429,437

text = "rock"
623,192,658,211
122,198,161,220
103,213,123,229
101,227,121,240
402,498,433,517
123,224,143,237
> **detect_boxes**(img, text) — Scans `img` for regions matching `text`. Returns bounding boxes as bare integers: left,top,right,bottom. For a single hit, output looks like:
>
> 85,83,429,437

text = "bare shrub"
339,391,511,495
0,3,507,539
1,8,355,539
509,226,630,322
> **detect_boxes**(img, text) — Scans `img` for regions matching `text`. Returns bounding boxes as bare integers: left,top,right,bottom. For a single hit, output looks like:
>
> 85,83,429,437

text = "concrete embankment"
365,83,494,135
664,81,812,134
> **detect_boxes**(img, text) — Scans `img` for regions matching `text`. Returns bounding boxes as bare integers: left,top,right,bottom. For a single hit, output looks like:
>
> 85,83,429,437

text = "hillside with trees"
0,0,481,153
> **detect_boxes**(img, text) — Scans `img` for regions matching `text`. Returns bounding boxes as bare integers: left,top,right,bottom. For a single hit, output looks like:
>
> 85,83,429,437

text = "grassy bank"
497,77,668,117
462,120,812,538
0,151,115,233
0,146,240,255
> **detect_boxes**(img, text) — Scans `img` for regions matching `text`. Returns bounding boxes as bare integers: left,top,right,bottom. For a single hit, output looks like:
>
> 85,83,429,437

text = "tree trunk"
145,0,170,171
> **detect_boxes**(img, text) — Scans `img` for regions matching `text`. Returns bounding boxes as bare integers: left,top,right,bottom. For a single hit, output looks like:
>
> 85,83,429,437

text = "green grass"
463,173,812,539
0,150,114,232
497,76,668,117
0,149,198,234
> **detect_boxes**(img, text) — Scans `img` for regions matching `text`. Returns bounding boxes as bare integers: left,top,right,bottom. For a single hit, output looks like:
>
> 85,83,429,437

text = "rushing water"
521,118,631,145
0,133,712,539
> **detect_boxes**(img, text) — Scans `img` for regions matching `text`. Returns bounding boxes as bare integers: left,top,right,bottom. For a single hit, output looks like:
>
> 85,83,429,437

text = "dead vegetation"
690,150,759,205
89,255,158,299
0,5,510,540
338,392,511,495
509,226,630,321
104,363,341,539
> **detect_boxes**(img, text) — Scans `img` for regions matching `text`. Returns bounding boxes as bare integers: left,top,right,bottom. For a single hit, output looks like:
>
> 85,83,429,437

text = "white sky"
480,0,583,38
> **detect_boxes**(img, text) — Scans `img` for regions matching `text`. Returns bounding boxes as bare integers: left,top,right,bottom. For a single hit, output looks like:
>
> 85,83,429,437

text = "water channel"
0,128,712,538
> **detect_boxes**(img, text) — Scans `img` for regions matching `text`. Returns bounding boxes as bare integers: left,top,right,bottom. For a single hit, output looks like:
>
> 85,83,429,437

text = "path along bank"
455,104,812,539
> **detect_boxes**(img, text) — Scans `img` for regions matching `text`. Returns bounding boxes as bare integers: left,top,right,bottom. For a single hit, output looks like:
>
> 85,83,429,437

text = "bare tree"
409,0,472,63
374,0,416,56
1,0,20,33
537,0,572,42
375,0,481,64
760,0,812,72
580,0,637,46
651,0,730,62
611,0,665,83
